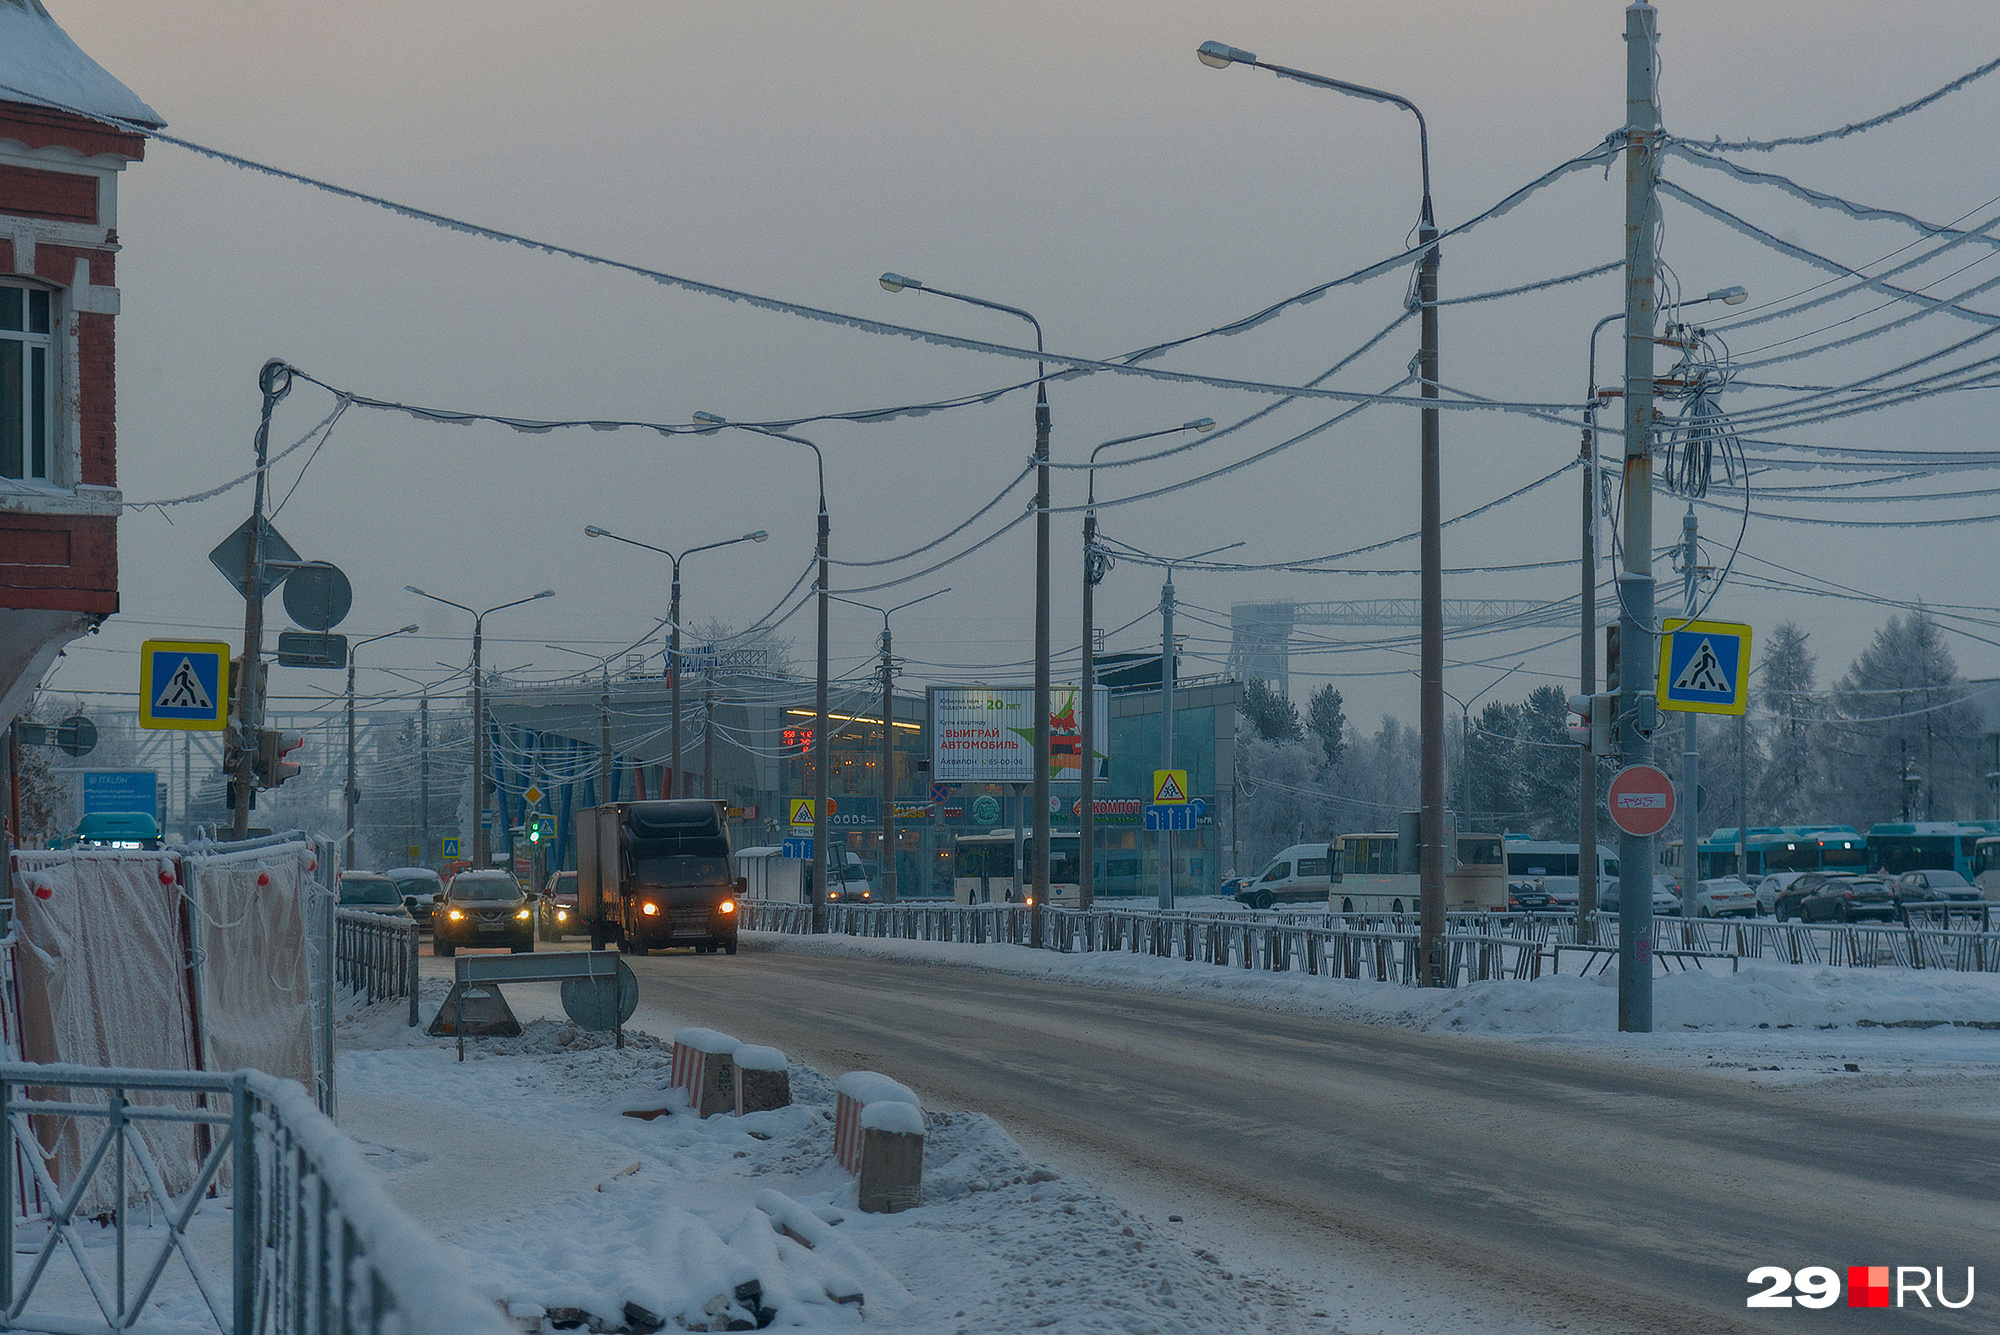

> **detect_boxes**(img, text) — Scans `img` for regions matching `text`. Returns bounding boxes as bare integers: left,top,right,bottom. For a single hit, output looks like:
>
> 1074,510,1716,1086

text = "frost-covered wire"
122,398,351,511
1695,54,2000,153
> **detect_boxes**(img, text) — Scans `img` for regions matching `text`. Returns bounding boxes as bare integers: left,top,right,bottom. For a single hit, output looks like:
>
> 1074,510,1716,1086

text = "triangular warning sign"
156,657,214,711
1154,772,1186,803
790,798,814,826
1671,638,1732,695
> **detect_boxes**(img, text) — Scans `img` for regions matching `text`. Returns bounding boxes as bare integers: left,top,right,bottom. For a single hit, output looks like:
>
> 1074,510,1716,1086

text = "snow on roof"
0,0,162,130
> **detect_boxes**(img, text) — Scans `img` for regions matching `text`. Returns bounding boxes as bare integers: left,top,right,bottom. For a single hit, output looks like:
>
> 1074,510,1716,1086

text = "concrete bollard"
856,1102,925,1213
833,1071,924,1212
733,1044,792,1115
672,1027,740,1118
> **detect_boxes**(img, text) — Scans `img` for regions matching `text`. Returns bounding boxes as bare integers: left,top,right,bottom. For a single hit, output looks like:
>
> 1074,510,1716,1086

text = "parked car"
1688,877,1757,919
1889,869,1985,907
1218,876,1253,901
1774,873,1897,923
384,866,443,927
1596,876,1681,917
337,872,411,919
432,870,534,957
539,869,580,939
1752,871,1808,917
1540,876,1581,911
1507,879,1554,912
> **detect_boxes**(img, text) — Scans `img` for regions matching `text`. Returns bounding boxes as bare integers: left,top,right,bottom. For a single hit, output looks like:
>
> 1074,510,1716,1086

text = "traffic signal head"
1566,692,1618,757
527,819,542,843
257,728,305,788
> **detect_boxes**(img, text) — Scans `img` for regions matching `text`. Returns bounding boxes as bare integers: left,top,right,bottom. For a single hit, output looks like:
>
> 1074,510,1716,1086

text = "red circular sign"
1606,764,1677,836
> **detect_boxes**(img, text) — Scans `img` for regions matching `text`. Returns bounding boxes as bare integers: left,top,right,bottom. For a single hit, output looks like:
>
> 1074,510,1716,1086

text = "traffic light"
1566,691,1619,757
256,728,305,788
527,818,543,843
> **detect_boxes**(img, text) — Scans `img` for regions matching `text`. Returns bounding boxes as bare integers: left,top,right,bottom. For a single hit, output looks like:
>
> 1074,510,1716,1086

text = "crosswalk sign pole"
232,361,293,838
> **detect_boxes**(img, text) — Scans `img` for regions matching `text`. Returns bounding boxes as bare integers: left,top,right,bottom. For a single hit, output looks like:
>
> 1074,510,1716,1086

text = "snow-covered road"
438,937,1997,1334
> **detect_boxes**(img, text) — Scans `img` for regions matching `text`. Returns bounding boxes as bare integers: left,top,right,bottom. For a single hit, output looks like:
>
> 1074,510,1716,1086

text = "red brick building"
0,2,159,724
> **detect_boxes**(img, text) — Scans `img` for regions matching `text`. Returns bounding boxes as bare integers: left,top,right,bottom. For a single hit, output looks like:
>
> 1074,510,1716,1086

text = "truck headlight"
556,910,568,922
641,902,660,916
447,909,465,921
720,900,735,914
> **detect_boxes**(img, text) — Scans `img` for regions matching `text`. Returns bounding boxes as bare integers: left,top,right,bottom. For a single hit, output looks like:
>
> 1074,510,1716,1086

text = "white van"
732,847,875,904
1234,843,1335,909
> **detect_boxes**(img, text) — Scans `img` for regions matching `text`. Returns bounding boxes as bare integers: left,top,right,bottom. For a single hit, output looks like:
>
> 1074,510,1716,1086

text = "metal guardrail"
743,900,2000,980
334,909,420,1028
0,1062,507,1335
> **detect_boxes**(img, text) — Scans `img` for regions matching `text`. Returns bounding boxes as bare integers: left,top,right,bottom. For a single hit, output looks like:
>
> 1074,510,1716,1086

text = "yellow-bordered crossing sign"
1657,618,1752,715
139,640,229,731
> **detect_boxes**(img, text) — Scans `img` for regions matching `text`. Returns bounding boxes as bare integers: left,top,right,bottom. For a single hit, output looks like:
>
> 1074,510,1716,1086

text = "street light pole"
1440,662,1523,831
880,273,1052,934
1196,40,1446,982
1151,541,1242,910
1081,419,1214,910
831,589,950,906
585,525,769,799
232,360,293,839
405,587,554,866
692,413,830,929
343,625,418,869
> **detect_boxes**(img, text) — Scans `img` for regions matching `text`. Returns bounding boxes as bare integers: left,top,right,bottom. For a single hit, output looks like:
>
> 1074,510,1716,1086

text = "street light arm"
1086,419,1215,506
481,590,555,619
406,586,474,619
695,415,827,511
352,624,421,653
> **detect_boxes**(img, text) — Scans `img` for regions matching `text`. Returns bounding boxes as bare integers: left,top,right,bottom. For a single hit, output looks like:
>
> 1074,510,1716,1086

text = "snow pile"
734,1044,787,1072
338,1006,1276,1332
674,1026,740,1055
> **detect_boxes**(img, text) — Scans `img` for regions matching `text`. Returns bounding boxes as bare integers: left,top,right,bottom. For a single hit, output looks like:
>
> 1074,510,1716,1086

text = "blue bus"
1866,822,2000,878
1693,826,1865,880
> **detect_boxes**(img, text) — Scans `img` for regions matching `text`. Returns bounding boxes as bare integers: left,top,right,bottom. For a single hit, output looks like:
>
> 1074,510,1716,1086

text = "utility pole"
671,565,683,798
599,667,612,805
879,625,896,902
1616,0,1662,1033
1679,505,1701,906
1159,568,1175,910
233,360,292,838
1579,392,1600,942
419,692,430,862
1080,510,1100,911
702,656,716,798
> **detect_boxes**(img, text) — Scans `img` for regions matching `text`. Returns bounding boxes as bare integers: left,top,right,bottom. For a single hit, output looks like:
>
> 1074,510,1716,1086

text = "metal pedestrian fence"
0,1062,509,1335
333,909,420,1028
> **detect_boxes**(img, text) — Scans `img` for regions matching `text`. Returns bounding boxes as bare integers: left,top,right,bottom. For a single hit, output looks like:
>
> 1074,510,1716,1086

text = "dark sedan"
337,872,411,919
1890,869,1985,907
1774,873,1897,923
432,871,535,957
1508,879,1554,912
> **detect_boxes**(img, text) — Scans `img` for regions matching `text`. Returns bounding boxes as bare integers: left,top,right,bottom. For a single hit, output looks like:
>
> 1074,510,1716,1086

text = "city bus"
1329,830,1508,913
1866,822,2000,878
1503,838,1618,881
952,831,1081,906
1970,836,2000,898
1686,826,1865,880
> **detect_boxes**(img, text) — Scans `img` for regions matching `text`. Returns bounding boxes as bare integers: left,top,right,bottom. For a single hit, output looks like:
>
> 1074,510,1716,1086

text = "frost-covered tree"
1824,612,1983,827
1326,716,1420,833
1754,623,1821,824
1240,678,1302,743
1233,726,1328,870
1461,698,1522,829
1515,685,1582,840
1304,684,1347,772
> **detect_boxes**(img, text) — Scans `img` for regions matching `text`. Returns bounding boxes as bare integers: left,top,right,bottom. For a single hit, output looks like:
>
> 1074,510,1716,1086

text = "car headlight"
515,908,532,920
447,909,465,921
641,902,660,916
720,900,735,914
556,910,568,921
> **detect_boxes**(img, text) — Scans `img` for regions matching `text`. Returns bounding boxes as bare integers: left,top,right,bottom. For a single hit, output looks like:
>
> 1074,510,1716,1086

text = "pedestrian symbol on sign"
1671,639,1730,695
156,658,214,711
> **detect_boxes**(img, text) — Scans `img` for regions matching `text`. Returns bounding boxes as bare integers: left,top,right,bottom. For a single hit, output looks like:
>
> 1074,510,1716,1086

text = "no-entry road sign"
1606,764,1677,837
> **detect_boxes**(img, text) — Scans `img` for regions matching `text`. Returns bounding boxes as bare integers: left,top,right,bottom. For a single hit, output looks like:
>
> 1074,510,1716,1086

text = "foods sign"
928,686,1108,785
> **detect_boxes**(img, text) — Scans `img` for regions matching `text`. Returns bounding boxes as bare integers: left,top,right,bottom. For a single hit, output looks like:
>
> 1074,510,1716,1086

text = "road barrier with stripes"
741,901,2000,982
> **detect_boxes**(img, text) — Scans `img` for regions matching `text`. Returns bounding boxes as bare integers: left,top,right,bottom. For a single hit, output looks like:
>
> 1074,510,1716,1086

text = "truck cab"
579,801,743,955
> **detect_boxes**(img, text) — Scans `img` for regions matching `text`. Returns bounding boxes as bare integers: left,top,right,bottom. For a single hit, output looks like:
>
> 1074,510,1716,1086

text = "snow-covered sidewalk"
336,987,1283,1332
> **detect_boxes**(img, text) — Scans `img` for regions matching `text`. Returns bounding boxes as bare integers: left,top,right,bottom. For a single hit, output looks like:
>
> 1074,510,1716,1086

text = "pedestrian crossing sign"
139,640,229,730
1152,769,1189,805
1657,618,1752,716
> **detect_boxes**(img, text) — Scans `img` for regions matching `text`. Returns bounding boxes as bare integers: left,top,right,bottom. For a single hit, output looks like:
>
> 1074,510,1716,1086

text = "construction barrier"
672,1027,742,1118
832,1071,924,1213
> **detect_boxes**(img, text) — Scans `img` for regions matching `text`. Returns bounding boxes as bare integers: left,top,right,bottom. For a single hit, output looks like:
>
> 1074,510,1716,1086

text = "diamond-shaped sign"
208,515,300,601
523,784,544,806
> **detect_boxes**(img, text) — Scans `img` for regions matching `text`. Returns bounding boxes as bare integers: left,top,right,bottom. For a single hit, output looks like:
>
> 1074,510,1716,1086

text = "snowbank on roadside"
743,930,2000,1035
338,1005,1272,1332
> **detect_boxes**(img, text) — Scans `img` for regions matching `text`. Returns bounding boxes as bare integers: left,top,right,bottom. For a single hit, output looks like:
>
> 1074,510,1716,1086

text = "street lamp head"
1712,285,1750,305
398,623,420,635
404,585,425,596
1197,40,1255,69
878,272,922,294
584,525,609,538
692,411,727,434
746,530,770,542
532,590,555,600
1188,418,1216,433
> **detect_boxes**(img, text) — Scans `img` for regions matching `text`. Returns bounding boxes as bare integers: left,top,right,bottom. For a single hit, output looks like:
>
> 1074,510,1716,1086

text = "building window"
1,284,55,481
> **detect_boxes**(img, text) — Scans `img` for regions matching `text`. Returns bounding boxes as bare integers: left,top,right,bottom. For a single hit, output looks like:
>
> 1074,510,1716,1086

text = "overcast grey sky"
40,0,2000,731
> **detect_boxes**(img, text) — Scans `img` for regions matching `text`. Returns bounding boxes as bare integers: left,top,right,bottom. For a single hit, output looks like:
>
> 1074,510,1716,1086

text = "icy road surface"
437,937,2000,1335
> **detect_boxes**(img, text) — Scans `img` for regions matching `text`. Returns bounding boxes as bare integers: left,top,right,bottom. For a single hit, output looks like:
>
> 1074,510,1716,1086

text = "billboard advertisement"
928,685,1109,785
78,770,160,820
